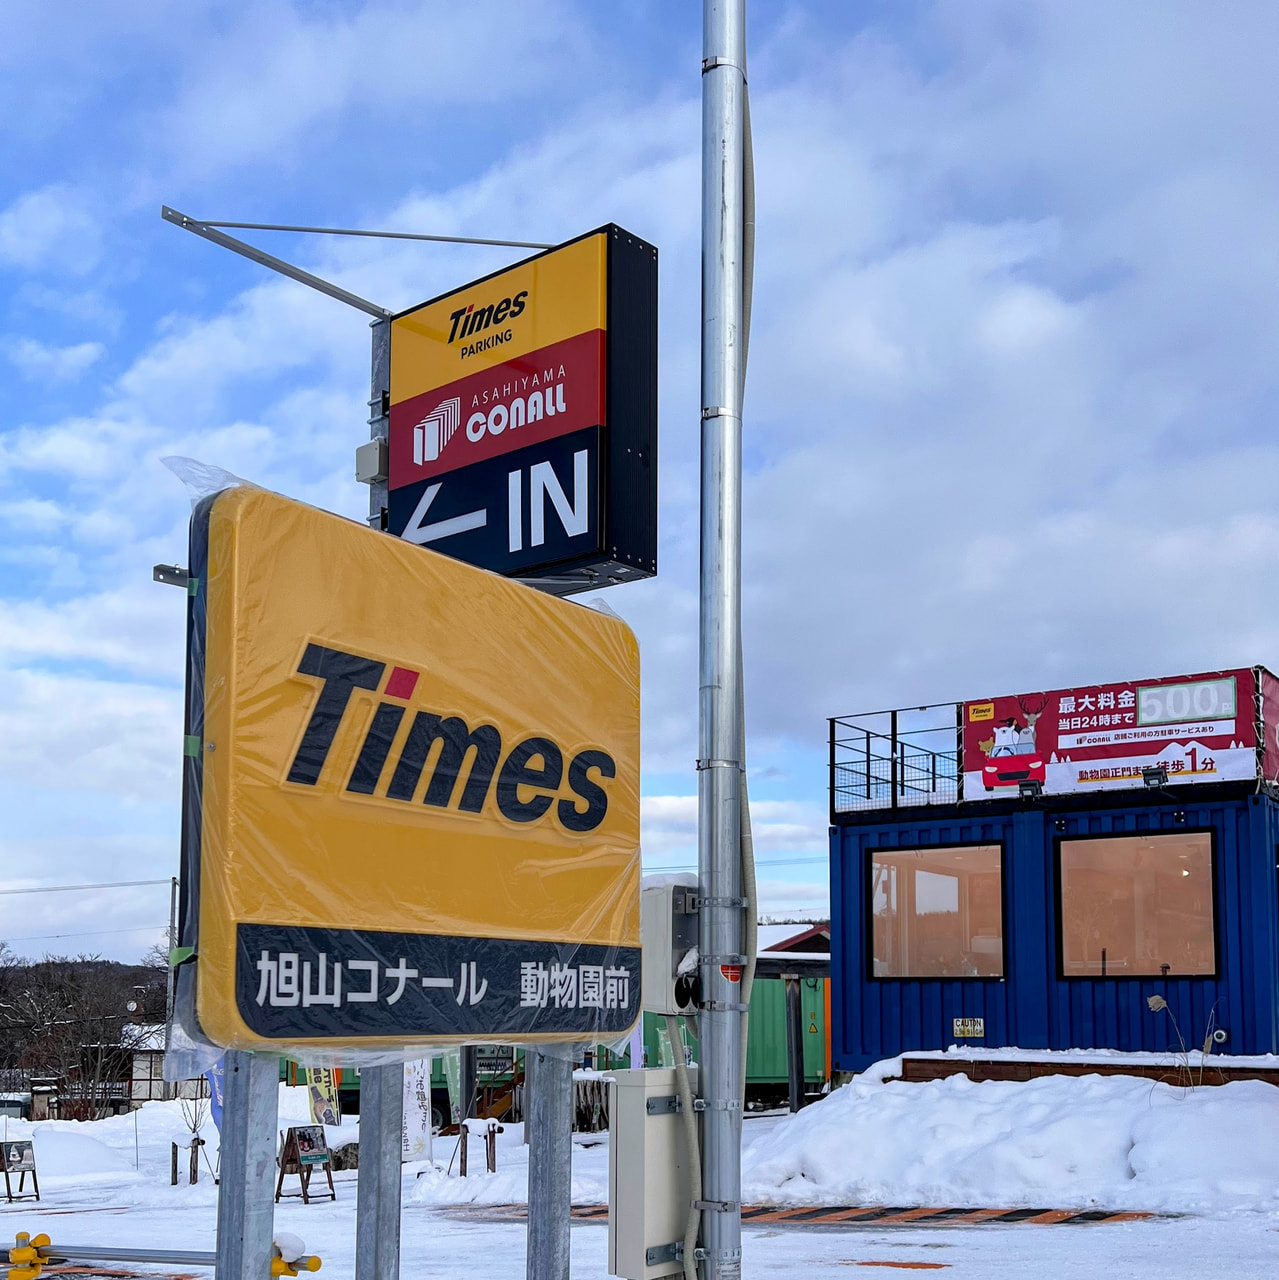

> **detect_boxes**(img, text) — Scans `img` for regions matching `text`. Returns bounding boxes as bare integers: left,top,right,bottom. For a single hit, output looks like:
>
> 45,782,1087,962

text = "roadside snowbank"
1,1086,358,1169
28,1129,138,1182
741,1064,1279,1212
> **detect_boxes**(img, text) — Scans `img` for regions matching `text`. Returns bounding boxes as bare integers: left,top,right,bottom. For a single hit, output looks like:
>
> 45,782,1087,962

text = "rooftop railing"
829,703,963,820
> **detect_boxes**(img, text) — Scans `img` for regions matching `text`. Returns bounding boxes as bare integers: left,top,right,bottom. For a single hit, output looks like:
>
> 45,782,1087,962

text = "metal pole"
214,1051,278,1280
367,318,391,529
460,1046,478,1126
700,1,746,1276
162,207,391,319
351,319,404,1280
783,976,804,1114
525,1046,574,1280
354,1064,404,1280
165,876,178,1026
889,710,899,809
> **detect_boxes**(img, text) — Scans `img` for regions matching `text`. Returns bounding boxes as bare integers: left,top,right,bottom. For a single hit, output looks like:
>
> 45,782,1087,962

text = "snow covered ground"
1,1079,1278,1277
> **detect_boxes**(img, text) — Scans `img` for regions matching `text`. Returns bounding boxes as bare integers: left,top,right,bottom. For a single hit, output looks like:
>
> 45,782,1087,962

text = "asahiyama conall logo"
285,643,615,834
413,367,570,467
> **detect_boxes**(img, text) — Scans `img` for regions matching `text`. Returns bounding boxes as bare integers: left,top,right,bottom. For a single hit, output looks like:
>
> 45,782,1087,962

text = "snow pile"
741,1066,1279,1213
29,1128,138,1181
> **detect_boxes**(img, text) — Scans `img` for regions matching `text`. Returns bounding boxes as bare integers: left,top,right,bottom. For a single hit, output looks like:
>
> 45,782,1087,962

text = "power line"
1,925,165,944
0,879,172,898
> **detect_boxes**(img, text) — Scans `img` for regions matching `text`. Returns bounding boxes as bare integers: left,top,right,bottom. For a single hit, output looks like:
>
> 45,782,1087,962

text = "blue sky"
4,0,1279,958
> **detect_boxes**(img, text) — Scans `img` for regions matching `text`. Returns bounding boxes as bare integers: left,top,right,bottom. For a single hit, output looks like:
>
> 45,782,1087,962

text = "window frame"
1053,826,1220,981
864,839,1009,983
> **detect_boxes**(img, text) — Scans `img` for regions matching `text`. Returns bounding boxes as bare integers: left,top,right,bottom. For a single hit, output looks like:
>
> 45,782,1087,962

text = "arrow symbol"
399,482,487,545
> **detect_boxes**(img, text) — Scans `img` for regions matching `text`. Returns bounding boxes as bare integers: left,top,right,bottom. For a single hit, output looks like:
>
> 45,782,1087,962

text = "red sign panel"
1261,669,1279,787
388,329,605,491
963,668,1259,797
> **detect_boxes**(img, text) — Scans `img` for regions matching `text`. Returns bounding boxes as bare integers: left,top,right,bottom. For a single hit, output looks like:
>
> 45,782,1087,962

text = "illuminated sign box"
177,486,640,1053
387,225,657,594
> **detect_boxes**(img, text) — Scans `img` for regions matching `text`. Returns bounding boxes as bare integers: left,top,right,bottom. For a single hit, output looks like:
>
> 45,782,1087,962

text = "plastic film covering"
174,485,640,1063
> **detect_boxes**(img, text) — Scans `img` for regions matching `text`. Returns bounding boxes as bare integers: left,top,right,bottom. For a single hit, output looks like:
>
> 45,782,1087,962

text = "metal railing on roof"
829,703,962,820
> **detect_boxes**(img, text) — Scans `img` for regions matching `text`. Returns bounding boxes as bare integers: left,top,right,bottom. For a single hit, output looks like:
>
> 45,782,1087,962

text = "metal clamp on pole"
694,896,749,910
694,1200,742,1213
695,758,745,771
701,57,747,80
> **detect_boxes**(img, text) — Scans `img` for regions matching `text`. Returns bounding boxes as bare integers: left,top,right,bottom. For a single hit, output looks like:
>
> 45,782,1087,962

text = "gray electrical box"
355,437,388,484
608,1066,700,1279
641,875,699,1016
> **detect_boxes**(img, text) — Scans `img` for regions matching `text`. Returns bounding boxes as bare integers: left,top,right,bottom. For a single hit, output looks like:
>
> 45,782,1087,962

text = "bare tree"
0,953,168,1118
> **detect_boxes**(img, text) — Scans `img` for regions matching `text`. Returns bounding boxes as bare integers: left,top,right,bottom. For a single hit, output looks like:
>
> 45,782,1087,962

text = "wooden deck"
897,1055,1279,1088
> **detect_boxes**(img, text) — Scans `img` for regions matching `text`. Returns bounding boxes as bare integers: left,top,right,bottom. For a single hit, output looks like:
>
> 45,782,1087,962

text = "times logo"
285,643,615,834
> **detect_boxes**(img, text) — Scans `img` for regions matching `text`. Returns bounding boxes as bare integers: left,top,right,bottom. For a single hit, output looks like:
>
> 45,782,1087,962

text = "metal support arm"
161,207,391,318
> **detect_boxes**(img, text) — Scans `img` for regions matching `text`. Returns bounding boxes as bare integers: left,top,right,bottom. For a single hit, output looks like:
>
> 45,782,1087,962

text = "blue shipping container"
830,788,1279,1072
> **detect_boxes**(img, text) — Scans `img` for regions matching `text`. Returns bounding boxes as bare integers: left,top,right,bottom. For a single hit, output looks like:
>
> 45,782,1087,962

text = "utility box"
640,875,699,1016
608,1066,700,1280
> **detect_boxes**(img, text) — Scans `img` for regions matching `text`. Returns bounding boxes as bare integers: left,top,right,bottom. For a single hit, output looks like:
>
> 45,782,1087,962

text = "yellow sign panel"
968,701,995,722
389,232,607,406
180,486,639,1053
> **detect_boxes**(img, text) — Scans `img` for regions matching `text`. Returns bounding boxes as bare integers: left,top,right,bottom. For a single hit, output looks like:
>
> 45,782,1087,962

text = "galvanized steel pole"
165,876,178,1026
525,1046,574,1280
214,1051,279,1280
353,318,405,1280
699,2,747,1278
354,1063,404,1280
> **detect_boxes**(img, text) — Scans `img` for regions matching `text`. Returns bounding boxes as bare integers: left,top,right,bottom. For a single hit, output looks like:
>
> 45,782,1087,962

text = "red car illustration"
983,751,1046,790
983,715,1046,790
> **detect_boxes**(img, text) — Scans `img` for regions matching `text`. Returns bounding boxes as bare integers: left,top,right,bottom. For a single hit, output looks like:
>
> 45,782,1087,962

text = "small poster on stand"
2,1140,38,1203
275,1126,335,1204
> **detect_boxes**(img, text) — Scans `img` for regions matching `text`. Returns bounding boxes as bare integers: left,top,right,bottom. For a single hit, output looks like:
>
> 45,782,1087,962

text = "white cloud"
0,185,100,273
0,669,181,802
641,794,828,866
161,0,589,178
7,337,104,380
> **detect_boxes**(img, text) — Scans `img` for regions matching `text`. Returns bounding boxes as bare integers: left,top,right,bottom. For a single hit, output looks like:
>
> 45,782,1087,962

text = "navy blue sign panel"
388,428,603,576
236,922,641,1040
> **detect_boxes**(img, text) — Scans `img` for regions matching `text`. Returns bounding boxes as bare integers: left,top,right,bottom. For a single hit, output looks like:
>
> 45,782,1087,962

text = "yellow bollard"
8,1232,51,1280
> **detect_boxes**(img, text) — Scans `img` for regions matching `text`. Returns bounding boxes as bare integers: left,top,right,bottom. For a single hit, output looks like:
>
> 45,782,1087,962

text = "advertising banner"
307,1067,341,1127
386,225,657,592
963,668,1259,797
176,485,640,1056
402,1060,433,1162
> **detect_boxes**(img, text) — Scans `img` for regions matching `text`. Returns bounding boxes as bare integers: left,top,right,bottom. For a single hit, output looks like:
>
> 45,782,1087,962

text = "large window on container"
1058,832,1215,978
869,844,1004,978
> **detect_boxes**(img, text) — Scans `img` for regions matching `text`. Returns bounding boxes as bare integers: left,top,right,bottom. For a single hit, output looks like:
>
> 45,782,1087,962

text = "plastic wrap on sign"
172,485,640,1062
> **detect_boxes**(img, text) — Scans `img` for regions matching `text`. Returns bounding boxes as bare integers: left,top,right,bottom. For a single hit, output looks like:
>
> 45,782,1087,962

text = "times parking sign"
386,225,657,594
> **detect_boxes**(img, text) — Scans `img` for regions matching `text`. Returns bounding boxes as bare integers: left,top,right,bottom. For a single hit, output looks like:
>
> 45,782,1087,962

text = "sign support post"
354,1063,404,1280
525,1045,575,1280
700,1,747,1277
214,1050,279,1280
351,316,405,1280
366,317,391,529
